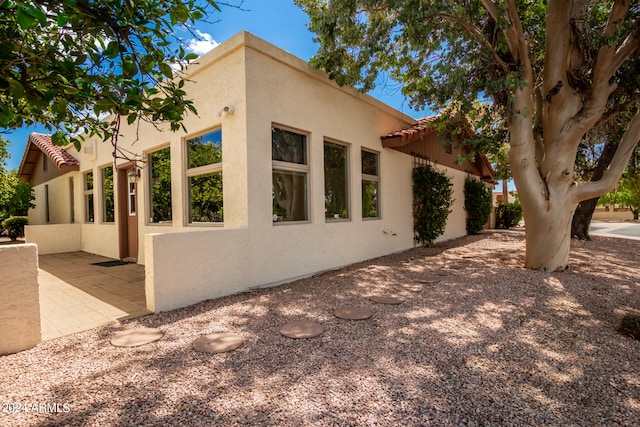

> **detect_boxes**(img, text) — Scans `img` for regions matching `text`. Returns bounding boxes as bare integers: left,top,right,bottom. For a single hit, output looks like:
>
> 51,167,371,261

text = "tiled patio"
38,252,150,341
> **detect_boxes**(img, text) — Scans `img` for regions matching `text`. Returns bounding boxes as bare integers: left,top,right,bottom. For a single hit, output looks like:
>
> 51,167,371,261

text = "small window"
102,166,115,222
69,177,75,223
148,147,172,223
84,171,94,223
43,157,48,173
185,128,223,223
44,185,50,223
361,150,380,218
272,127,309,222
324,141,349,220
128,182,136,216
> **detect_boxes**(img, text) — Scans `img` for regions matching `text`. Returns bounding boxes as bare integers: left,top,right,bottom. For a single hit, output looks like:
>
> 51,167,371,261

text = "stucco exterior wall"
145,32,476,313
28,172,76,226
22,32,485,314
25,224,81,254
0,244,40,354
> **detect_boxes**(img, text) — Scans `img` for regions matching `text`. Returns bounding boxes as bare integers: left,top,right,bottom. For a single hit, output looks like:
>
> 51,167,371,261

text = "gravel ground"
2,231,640,426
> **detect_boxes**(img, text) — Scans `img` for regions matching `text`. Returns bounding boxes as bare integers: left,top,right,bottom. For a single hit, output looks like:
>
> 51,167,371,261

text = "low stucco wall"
592,210,635,221
145,218,416,312
0,244,41,354
25,224,81,255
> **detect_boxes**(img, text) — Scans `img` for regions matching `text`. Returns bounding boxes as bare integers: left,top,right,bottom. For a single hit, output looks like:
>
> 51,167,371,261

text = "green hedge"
2,216,28,241
464,177,492,235
412,164,453,247
495,202,523,229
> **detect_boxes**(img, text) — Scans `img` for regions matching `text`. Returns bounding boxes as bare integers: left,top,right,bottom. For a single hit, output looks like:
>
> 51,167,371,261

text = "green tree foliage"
412,164,453,247
0,0,225,148
464,177,492,235
0,135,34,220
599,173,640,220
0,172,34,220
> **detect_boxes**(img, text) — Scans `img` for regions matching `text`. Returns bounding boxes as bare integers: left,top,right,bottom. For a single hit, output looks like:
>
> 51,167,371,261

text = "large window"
272,127,309,222
148,147,172,223
185,129,223,223
102,166,115,222
324,141,349,220
84,171,94,223
361,150,380,218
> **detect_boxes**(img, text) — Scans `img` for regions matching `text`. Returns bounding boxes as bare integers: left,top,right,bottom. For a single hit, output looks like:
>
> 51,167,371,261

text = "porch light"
128,168,141,183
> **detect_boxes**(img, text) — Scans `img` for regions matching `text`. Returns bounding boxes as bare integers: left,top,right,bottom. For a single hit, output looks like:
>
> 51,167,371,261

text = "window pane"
149,148,172,223
324,142,349,219
86,194,94,222
102,166,114,222
272,128,306,164
362,181,379,218
187,129,222,169
85,172,93,190
272,170,308,222
361,150,378,176
189,172,223,222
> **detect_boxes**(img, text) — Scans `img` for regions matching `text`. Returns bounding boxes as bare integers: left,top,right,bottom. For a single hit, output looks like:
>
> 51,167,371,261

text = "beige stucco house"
19,31,494,312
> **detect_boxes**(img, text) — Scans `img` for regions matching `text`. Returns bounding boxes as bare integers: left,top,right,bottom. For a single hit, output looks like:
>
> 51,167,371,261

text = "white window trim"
100,165,115,223
183,127,223,226
146,145,173,226
324,139,351,222
361,149,381,220
83,171,94,223
272,125,311,224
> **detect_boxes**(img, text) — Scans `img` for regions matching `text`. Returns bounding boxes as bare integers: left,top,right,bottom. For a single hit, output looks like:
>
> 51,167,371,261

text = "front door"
118,166,138,262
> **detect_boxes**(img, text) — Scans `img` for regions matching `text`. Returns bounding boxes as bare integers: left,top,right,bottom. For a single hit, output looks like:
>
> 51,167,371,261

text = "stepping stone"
110,327,164,347
369,295,404,305
334,306,373,320
193,333,244,354
394,283,424,292
279,320,324,339
417,278,441,284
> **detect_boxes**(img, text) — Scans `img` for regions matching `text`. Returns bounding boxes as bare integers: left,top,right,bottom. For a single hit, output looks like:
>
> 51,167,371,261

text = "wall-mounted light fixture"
128,168,141,183
217,105,234,117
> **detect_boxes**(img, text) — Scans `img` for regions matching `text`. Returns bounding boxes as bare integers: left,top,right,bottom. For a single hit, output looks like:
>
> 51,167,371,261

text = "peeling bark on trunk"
524,197,576,271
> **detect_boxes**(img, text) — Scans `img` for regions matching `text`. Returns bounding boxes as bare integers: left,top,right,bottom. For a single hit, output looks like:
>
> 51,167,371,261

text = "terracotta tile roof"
382,116,439,142
18,133,79,181
30,133,79,169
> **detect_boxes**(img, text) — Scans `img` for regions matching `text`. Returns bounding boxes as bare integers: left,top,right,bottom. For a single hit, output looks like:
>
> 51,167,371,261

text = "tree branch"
573,105,640,202
434,13,509,72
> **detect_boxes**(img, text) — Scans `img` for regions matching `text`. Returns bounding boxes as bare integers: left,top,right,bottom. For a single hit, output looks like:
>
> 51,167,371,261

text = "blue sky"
3,0,432,170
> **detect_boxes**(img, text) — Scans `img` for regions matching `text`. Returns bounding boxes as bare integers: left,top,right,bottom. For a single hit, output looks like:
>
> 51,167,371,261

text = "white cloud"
186,30,220,56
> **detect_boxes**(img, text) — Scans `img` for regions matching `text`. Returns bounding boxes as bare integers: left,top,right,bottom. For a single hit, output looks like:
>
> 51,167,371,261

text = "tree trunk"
524,197,576,271
502,179,509,203
571,141,619,239
571,198,598,240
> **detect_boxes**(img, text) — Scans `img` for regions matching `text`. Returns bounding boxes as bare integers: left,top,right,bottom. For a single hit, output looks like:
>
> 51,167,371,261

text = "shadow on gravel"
5,232,639,426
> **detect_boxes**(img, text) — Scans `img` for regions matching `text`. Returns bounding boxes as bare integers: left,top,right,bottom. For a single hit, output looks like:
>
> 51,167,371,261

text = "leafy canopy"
0,0,224,148
296,0,640,155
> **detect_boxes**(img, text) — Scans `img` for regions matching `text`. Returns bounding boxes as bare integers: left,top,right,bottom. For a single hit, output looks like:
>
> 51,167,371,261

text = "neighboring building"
19,31,494,312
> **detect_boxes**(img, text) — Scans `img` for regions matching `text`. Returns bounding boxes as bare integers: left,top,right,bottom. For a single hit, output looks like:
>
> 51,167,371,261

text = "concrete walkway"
589,220,640,241
38,252,150,341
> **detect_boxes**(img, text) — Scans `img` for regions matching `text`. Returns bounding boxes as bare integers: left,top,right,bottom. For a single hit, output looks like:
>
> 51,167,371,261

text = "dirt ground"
1,231,639,426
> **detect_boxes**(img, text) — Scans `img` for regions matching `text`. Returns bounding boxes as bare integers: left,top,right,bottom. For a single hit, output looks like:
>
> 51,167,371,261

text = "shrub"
2,216,28,241
495,201,523,229
464,177,492,235
412,164,453,247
